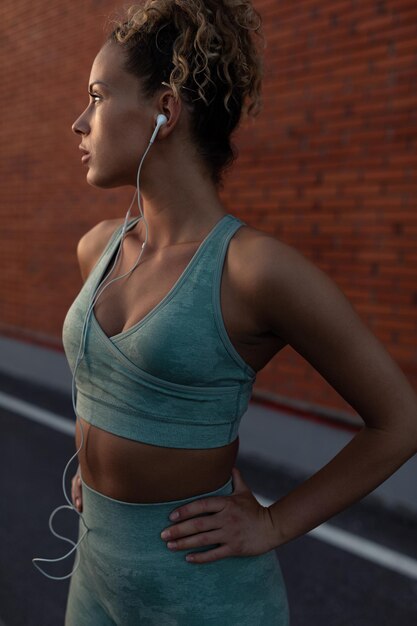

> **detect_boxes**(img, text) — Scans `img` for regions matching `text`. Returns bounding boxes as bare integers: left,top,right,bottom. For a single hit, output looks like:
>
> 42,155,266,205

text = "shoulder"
227,221,303,327
76,218,125,282
229,219,354,340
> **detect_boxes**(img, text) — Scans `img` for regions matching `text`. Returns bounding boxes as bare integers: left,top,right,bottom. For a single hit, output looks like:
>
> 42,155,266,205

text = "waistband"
79,474,235,560
80,474,234,509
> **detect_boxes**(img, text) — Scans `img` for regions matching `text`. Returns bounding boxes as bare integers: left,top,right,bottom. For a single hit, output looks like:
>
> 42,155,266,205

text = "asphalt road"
1,371,416,626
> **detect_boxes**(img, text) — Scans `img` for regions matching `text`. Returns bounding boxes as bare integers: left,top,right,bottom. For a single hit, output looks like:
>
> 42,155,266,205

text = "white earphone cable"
32,112,167,580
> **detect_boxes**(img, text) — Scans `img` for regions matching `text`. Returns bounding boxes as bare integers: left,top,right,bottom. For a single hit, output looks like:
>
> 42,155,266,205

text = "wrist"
264,504,286,550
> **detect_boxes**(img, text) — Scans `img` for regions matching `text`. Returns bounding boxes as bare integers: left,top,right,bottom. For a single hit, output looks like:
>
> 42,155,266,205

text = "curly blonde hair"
104,0,266,189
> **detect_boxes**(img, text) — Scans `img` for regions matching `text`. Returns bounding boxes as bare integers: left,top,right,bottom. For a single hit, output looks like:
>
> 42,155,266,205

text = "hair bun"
105,0,265,189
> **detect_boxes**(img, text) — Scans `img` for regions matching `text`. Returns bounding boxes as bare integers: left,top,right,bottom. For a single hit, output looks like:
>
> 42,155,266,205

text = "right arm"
76,219,122,282
71,218,122,511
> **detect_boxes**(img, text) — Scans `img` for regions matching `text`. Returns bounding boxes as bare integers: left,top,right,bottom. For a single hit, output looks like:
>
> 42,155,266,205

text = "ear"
157,84,183,134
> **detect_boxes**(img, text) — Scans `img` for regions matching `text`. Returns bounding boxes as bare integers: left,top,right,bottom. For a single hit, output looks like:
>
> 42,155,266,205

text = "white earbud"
149,113,168,144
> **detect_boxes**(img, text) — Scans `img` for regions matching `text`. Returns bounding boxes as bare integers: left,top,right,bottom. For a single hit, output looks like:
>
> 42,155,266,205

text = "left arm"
247,234,417,547
159,232,417,562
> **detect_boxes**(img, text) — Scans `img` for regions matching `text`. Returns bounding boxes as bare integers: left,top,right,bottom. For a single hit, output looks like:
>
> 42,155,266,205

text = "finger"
185,544,233,564
162,513,221,542
166,529,224,552
75,476,82,497
169,496,226,522
231,467,249,494
73,477,83,511
71,474,81,497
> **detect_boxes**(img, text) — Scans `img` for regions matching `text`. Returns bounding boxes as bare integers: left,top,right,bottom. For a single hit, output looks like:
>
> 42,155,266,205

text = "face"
71,41,158,188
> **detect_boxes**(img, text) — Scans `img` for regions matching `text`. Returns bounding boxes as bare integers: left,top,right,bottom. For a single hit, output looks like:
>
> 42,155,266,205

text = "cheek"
105,112,142,147
119,106,149,144
94,107,149,168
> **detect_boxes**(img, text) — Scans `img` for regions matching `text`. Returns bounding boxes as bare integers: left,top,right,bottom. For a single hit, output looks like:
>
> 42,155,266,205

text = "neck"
128,196,228,252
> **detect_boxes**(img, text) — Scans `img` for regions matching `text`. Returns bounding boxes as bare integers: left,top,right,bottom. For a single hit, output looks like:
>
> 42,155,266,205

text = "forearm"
268,425,417,548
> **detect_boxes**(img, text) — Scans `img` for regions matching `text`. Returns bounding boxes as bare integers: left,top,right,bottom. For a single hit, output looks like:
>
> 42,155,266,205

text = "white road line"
255,492,417,580
0,391,74,436
2,389,417,580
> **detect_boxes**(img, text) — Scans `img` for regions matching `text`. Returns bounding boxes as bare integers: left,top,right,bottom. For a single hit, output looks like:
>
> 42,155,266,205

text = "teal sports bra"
62,213,257,449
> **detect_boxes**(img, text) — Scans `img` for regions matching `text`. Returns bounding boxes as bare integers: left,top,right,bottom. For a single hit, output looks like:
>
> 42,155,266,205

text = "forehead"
89,42,138,95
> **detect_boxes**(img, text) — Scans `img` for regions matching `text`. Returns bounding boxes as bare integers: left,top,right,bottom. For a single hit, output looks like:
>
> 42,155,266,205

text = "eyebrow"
89,80,110,91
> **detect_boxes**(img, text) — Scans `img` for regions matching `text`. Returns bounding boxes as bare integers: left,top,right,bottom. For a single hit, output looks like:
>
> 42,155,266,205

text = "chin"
85,171,125,190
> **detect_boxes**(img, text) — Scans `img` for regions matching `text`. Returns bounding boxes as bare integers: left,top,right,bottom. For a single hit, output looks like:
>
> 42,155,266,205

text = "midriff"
75,415,239,503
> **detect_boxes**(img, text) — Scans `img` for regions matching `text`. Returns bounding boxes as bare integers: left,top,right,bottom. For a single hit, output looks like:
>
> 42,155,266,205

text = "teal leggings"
65,475,290,625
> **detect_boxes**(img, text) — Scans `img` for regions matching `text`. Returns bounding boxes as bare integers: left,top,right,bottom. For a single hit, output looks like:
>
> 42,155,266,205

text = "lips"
78,145,91,164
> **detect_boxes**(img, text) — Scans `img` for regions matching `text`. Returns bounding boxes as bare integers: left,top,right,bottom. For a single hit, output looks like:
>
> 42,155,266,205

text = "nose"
71,118,83,135
71,110,89,136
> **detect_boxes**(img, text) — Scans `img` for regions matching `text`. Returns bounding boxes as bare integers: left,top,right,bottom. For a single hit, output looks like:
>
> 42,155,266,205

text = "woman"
61,0,417,624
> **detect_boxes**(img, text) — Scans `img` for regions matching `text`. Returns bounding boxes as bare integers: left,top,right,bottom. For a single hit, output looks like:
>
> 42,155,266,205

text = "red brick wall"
1,1,416,419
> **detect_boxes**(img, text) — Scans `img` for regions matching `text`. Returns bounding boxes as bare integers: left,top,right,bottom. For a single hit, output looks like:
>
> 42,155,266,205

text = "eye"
88,91,101,103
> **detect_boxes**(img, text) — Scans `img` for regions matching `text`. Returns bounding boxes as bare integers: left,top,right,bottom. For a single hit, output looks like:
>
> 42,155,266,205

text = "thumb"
231,467,250,494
